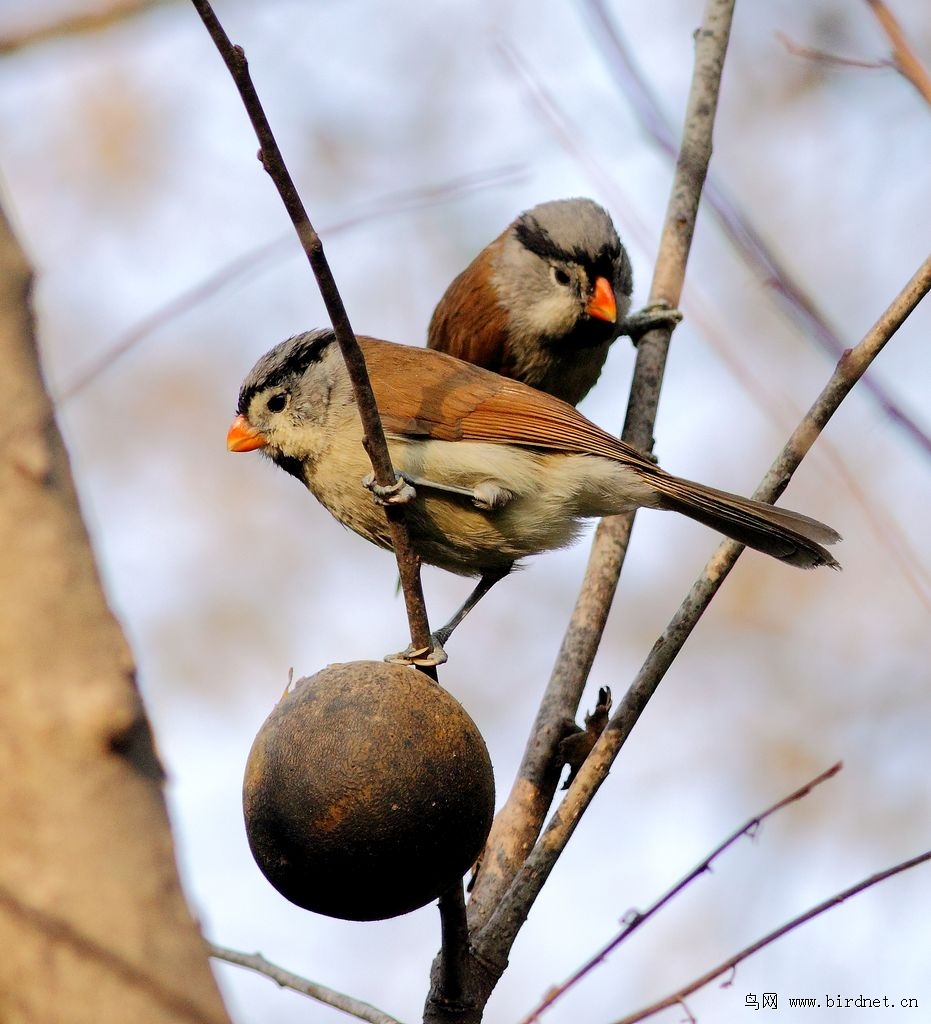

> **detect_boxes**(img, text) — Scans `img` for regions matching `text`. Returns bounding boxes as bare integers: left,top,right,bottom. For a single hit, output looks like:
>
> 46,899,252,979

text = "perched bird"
228,331,840,663
427,197,636,406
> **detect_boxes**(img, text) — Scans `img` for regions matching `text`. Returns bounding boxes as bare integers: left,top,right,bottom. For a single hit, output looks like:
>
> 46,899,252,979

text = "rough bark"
0,204,230,1024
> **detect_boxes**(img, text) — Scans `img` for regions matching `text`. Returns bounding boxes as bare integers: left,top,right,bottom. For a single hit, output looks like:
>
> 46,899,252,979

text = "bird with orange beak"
427,197,632,406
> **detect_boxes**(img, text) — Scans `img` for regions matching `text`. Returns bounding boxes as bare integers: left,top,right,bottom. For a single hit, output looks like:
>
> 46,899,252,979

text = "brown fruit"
243,661,495,920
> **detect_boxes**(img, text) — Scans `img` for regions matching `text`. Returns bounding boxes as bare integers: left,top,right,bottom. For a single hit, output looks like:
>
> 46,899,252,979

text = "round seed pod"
243,661,494,920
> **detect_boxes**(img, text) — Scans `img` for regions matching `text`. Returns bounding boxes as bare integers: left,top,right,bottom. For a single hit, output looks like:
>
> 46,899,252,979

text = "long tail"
650,472,841,569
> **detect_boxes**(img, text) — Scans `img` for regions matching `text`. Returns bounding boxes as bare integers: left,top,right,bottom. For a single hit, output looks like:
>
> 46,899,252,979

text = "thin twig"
189,0,434,663
55,164,527,404
0,0,170,55
493,42,930,610
492,41,652,257
865,0,931,106
520,763,842,1023
583,0,931,461
208,944,403,1024
468,0,736,939
610,848,931,1024
480,252,931,955
776,31,890,70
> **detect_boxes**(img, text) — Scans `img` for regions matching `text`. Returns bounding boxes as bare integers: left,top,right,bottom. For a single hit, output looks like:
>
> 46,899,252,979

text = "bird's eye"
266,393,287,413
551,266,571,286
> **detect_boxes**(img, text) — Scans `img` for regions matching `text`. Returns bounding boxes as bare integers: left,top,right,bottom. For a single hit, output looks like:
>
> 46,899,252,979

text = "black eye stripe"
516,219,621,281
515,219,567,264
237,330,335,414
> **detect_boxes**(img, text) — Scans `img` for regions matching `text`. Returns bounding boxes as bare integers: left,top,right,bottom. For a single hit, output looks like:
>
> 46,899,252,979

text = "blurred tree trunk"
0,203,230,1024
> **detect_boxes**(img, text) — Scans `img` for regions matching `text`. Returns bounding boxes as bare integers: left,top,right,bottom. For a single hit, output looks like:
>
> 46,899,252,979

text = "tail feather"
651,474,841,569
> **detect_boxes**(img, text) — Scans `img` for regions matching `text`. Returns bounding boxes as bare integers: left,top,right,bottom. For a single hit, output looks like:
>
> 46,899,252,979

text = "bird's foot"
363,471,417,506
621,302,683,344
557,686,613,788
384,636,449,668
385,471,512,511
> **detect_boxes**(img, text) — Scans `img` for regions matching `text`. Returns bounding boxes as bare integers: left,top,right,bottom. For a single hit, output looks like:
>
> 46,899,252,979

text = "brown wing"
358,336,841,570
359,336,657,472
426,235,510,371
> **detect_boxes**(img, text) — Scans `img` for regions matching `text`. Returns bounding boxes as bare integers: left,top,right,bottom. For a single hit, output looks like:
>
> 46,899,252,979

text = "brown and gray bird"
228,331,840,661
428,198,633,406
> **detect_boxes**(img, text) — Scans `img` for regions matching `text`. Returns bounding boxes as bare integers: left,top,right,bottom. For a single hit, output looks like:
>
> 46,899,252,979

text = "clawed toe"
621,302,683,344
363,472,417,506
384,637,449,668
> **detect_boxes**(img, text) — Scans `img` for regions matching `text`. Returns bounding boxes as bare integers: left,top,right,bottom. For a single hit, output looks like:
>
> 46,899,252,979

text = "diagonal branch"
208,945,404,1024
55,164,526,404
776,31,890,70
495,37,930,609
583,0,931,460
519,763,842,1023
479,252,931,957
610,848,931,1024
865,0,931,105
189,0,434,664
0,0,170,55
467,0,737,936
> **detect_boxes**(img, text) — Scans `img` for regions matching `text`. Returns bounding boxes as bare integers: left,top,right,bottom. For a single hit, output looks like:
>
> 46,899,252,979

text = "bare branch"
777,0,931,108
54,164,526,404
480,252,931,954
865,0,931,105
583,0,931,460
519,763,842,1023
427,884,471,1013
468,0,737,940
0,0,171,55
189,0,435,663
208,945,403,1024
492,42,649,250
610,848,931,1024
496,32,930,609
776,31,890,70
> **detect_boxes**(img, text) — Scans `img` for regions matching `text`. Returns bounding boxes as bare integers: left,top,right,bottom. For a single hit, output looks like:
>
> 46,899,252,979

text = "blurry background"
1,0,929,1020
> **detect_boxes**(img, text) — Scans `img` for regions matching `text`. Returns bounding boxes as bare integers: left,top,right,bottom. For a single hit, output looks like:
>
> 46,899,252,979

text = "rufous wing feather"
426,236,510,371
360,337,656,469
358,337,841,570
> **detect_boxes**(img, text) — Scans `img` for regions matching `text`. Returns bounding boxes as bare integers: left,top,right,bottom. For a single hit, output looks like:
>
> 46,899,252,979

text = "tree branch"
0,0,170,55
776,31,889,71
55,164,526,405
0,177,229,1024
496,29,930,608
479,251,931,956
519,763,842,1023
467,0,737,938
610,848,931,1024
208,945,403,1024
425,883,471,1016
583,0,931,460
865,0,931,106
189,0,435,664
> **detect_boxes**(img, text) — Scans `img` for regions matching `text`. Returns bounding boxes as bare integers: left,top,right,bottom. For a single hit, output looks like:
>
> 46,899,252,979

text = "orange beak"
227,414,267,452
585,275,617,324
